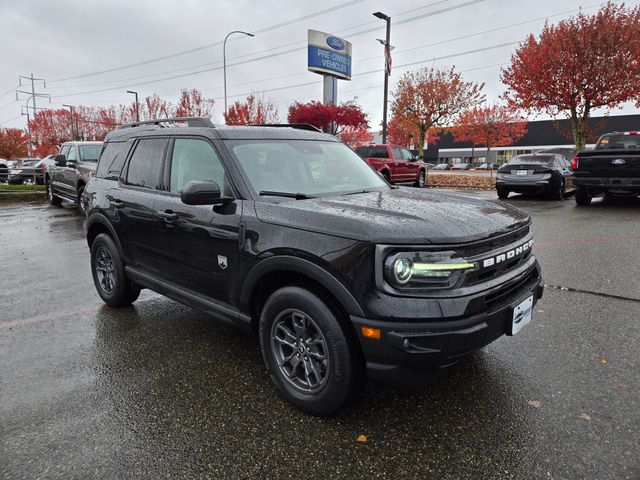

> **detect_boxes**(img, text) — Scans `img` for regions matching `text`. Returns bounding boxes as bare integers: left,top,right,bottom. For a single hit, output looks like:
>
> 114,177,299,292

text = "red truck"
355,144,426,187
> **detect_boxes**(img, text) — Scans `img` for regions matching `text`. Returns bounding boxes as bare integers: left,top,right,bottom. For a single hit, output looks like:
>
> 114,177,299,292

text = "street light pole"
223,30,254,117
373,12,391,144
63,104,75,140
126,90,139,121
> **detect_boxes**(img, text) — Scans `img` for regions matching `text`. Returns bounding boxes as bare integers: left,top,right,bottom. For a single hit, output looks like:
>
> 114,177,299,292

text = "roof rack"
118,117,214,129
251,123,322,133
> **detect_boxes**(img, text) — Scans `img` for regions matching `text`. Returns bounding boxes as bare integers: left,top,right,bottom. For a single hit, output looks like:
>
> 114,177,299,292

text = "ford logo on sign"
326,36,345,51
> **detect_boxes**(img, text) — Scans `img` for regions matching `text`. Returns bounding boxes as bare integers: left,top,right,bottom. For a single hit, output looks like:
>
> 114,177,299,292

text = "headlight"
383,251,477,290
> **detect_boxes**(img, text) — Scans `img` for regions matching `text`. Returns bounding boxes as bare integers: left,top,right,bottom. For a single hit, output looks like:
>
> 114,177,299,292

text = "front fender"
240,255,365,317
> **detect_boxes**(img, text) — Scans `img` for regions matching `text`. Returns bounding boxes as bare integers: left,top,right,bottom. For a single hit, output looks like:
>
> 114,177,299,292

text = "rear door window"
355,146,388,158
391,147,402,159
125,138,168,189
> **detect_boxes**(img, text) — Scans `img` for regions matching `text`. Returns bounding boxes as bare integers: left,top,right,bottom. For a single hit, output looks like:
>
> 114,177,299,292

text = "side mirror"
54,154,66,166
180,180,233,205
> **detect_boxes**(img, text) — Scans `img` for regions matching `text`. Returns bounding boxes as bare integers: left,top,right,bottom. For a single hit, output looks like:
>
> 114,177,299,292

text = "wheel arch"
241,256,365,331
86,213,125,259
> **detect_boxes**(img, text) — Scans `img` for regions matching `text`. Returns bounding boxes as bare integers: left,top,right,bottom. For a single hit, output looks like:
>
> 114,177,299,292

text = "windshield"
507,155,553,166
227,140,388,197
80,144,102,162
597,134,640,150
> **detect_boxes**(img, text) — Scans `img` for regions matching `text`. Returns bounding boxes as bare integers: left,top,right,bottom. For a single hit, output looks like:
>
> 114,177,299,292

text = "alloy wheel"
270,309,330,393
95,246,116,293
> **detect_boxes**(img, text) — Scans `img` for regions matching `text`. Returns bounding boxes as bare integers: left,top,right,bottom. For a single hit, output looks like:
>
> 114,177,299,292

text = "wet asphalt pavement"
1,193,639,480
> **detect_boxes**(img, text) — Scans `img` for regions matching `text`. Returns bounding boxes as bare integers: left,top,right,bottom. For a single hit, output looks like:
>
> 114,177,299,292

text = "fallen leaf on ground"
527,400,541,408
600,357,607,365
580,413,592,421
356,434,367,443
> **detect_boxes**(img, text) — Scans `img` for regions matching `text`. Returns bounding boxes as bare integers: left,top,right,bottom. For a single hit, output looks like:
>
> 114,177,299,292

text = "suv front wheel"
91,234,140,307
259,286,363,416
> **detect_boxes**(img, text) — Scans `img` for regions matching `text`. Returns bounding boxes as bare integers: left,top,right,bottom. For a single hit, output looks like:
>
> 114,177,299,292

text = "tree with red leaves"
224,94,279,125
287,101,368,135
391,67,484,159
452,104,527,160
501,2,640,150
338,127,374,148
0,128,29,159
175,89,215,118
28,109,73,155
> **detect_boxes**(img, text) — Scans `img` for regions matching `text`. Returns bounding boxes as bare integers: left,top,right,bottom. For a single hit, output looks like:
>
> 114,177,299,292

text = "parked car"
475,163,499,170
7,158,45,185
423,163,435,170
0,159,8,182
45,141,103,213
433,163,451,170
496,153,575,199
451,163,472,170
354,144,426,187
85,117,543,415
572,131,640,205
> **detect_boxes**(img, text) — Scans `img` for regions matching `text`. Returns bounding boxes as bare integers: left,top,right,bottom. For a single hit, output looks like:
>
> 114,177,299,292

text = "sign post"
308,30,352,134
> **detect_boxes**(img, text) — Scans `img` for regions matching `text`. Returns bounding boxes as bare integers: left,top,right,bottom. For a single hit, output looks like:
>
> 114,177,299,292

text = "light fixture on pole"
373,11,391,144
126,90,139,121
224,30,254,117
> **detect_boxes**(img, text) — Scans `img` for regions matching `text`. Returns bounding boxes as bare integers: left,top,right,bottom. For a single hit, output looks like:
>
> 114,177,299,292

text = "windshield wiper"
259,190,315,200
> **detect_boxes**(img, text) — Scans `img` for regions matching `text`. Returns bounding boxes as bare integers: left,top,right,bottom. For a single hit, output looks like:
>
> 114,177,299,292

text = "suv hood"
254,188,530,244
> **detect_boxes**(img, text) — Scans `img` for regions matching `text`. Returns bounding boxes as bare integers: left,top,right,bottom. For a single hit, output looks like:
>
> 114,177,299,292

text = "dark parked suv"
85,118,544,415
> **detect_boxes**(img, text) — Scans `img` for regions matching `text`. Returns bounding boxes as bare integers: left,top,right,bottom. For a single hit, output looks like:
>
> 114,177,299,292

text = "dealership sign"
307,30,352,81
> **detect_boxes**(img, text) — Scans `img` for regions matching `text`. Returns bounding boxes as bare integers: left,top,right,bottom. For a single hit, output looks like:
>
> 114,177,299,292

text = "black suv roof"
104,117,334,143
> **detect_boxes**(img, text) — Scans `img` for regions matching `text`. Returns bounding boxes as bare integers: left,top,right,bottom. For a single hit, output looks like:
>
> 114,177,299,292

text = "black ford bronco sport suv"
85,117,543,415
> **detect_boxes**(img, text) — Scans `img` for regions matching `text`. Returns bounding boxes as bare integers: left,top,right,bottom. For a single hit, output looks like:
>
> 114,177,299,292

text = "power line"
0,99,17,111
50,0,484,99
0,114,22,126
48,0,365,84
51,0,456,91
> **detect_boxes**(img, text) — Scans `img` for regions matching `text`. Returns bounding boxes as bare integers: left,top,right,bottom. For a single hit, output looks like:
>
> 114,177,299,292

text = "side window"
67,146,77,161
96,142,127,179
391,147,402,159
125,138,167,189
401,149,413,160
60,145,70,157
169,138,226,193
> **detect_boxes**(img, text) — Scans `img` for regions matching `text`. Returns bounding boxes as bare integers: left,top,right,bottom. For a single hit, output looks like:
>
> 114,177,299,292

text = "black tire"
575,186,592,206
91,233,140,307
414,169,426,188
46,178,62,206
551,180,565,200
497,188,509,199
77,185,87,215
259,286,364,416
381,171,391,184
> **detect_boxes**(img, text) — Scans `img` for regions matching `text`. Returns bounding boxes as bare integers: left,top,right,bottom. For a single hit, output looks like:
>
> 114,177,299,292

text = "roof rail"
251,123,323,133
118,117,214,129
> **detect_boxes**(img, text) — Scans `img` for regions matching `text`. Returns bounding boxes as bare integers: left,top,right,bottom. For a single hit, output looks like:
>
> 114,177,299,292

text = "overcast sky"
0,0,637,130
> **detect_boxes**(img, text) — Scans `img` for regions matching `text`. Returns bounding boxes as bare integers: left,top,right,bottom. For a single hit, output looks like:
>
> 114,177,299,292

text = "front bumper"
351,264,544,386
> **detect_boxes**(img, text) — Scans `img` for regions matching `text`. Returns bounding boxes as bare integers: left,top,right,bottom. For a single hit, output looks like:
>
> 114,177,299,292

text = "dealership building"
408,113,640,165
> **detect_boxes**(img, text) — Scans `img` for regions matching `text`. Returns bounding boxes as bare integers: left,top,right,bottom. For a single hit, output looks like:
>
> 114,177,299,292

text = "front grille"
484,267,538,313
455,224,530,258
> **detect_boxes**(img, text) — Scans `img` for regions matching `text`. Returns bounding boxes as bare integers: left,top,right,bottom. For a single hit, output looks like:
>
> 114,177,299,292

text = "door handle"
158,210,179,221
109,199,124,208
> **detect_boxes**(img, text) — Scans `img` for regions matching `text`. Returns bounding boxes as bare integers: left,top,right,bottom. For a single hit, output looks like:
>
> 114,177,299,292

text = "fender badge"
217,255,228,270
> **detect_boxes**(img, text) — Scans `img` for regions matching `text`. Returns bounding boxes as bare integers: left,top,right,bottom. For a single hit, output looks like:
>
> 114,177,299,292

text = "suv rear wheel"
259,286,363,416
91,233,140,307
77,185,88,215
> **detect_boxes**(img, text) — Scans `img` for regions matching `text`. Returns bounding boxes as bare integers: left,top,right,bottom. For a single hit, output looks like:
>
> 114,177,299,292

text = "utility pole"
16,74,49,156
63,104,75,140
373,12,392,144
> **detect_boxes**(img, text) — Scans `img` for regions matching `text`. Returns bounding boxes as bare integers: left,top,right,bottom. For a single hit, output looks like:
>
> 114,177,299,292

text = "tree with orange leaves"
338,126,373,148
501,2,640,150
452,104,527,160
387,116,420,148
391,67,484,159
224,94,279,125
175,89,215,118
